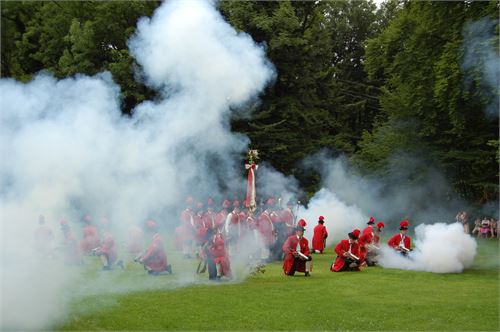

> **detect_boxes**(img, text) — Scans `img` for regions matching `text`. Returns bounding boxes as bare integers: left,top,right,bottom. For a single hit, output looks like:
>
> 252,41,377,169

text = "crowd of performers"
33,196,426,280
172,196,414,278
34,214,172,275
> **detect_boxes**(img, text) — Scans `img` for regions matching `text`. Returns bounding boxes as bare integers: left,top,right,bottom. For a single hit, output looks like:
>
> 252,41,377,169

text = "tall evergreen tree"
357,1,499,203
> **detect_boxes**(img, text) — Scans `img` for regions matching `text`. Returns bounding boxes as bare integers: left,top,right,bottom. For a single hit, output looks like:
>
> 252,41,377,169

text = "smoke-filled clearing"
0,0,275,329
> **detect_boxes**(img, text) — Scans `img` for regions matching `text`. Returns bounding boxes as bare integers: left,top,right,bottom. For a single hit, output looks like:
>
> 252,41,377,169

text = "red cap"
351,229,361,239
319,216,325,221
298,219,307,227
400,220,409,228
266,198,275,206
368,216,375,223
146,220,157,229
186,196,193,205
376,221,385,229
222,199,230,209
207,197,214,206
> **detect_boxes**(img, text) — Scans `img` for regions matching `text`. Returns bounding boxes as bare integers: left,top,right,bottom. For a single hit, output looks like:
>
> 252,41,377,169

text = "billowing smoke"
0,0,274,329
296,153,479,274
378,223,477,273
301,188,366,247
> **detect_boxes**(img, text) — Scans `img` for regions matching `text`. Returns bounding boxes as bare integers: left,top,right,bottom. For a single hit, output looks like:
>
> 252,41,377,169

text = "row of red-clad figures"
173,196,298,263
34,214,171,275
282,216,411,276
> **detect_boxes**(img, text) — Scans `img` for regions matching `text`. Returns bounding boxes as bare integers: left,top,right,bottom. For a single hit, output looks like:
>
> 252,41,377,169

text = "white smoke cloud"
0,0,275,329
300,188,366,246
379,223,477,273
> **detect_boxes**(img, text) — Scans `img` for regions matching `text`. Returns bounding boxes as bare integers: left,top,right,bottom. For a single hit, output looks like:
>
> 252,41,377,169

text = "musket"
296,251,309,260
346,251,360,261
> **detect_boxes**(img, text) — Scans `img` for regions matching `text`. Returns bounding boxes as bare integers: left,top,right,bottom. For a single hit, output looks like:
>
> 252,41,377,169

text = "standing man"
80,215,100,255
331,229,361,272
208,230,232,280
387,220,411,255
282,225,312,277
225,200,242,255
373,221,385,246
312,216,328,254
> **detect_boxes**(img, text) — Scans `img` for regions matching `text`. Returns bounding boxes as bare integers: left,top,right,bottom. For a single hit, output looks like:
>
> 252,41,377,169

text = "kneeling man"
331,229,361,272
282,225,312,277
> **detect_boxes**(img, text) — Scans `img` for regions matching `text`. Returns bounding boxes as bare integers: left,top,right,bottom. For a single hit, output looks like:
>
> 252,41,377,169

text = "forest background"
2,0,498,211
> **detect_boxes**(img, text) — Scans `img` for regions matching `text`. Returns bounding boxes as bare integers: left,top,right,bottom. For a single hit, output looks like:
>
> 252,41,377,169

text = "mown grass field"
57,238,499,331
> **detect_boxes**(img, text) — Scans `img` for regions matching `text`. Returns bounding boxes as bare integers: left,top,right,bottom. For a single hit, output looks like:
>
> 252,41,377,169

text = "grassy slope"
58,239,499,331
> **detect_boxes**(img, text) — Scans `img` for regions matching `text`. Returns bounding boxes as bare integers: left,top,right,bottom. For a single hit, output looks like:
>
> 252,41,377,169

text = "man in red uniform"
257,203,275,261
178,197,195,258
282,226,312,277
331,229,361,272
373,221,385,245
80,215,100,254
208,230,232,280
93,218,123,270
280,200,296,237
312,216,328,254
358,216,376,265
204,197,217,230
137,220,172,275
224,200,241,255
214,199,230,234
388,220,411,256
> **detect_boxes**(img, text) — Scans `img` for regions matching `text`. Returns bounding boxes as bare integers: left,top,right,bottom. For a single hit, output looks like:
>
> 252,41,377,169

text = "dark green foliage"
220,1,384,195
1,0,161,113
358,1,499,202
1,1,497,204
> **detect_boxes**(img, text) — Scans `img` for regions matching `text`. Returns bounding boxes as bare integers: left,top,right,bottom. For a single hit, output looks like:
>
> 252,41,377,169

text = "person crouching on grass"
282,225,312,277
387,220,411,255
330,229,361,272
135,220,172,275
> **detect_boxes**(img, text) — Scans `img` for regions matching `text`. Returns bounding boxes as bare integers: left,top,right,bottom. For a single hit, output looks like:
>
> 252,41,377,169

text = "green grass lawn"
57,239,499,331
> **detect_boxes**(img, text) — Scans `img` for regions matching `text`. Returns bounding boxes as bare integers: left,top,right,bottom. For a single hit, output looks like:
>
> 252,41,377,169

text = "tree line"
1,0,498,206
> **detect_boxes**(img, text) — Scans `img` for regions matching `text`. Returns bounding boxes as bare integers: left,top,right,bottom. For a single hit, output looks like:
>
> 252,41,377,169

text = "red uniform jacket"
387,233,411,250
282,235,310,274
214,210,228,232
312,224,328,252
358,226,374,260
80,225,100,253
142,233,168,272
331,239,360,272
257,211,275,246
208,234,231,276
100,232,118,264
